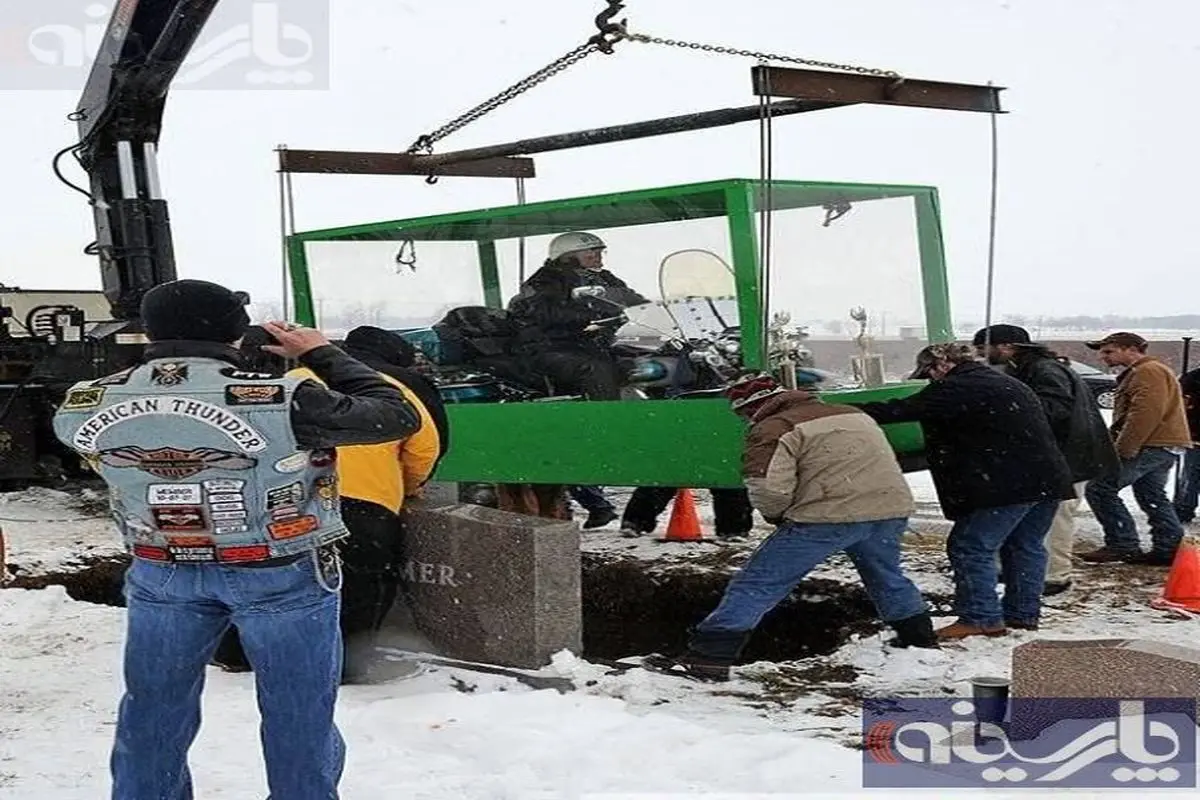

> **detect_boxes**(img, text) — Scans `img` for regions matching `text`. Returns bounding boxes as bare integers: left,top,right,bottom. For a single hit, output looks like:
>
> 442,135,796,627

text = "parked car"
1067,360,1118,409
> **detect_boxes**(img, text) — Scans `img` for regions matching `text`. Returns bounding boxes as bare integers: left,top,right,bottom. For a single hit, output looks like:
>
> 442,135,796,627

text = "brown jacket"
743,391,914,524
1112,356,1192,459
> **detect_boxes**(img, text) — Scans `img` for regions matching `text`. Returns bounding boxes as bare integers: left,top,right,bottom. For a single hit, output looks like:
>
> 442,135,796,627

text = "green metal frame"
286,178,951,487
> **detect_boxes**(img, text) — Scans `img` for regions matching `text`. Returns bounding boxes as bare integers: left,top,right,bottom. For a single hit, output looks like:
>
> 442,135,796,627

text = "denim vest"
53,357,348,563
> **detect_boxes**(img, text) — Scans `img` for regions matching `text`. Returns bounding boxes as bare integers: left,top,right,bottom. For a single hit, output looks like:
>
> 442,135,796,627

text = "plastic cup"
971,676,1011,725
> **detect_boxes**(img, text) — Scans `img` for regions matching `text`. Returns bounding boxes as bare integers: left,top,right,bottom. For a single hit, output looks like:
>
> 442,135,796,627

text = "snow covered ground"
3,465,1199,797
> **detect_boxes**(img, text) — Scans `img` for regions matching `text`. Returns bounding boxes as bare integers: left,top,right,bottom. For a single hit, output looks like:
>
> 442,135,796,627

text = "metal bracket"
751,65,1004,114
276,149,536,178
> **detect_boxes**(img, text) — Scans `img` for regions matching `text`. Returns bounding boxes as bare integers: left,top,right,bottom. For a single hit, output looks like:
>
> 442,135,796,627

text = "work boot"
936,620,1008,640
1124,550,1176,567
1005,619,1039,631
887,612,939,649
1042,580,1072,597
1078,546,1141,564
582,506,618,530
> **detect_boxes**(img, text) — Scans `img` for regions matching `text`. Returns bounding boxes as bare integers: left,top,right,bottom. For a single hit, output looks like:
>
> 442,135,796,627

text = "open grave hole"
4,547,953,666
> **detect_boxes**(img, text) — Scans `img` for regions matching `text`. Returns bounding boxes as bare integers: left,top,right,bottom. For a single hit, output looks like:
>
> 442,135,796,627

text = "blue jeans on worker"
948,500,1058,628
690,518,927,659
112,554,345,800
1175,448,1200,524
1086,447,1185,557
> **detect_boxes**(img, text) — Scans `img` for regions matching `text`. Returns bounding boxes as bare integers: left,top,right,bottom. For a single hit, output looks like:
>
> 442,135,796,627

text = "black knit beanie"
140,279,251,343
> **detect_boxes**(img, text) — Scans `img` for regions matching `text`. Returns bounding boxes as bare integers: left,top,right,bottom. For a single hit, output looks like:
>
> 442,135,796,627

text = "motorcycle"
398,248,820,402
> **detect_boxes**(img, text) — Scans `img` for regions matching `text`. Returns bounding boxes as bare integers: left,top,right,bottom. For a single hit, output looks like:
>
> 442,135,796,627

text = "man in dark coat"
507,230,648,401
507,232,647,527
974,325,1119,594
859,343,1075,640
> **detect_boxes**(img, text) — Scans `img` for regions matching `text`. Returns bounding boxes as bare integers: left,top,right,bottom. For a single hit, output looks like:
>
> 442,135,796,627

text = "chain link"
621,30,900,79
406,42,605,154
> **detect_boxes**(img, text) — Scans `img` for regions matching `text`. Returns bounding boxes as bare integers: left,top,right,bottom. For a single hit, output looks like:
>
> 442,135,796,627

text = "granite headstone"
399,500,582,669
1009,638,1200,738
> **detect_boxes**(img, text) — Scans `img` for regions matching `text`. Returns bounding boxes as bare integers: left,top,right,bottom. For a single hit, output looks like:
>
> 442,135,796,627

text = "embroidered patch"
218,544,270,562
268,515,318,540
93,368,135,387
270,506,301,521
98,446,256,480
274,452,308,473
266,482,305,510
203,478,245,493
61,387,105,410
169,546,216,562
147,483,202,506
220,367,278,381
214,523,249,535
165,535,213,547
150,363,189,386
151,506,207,532
211,509,248,522
132,544,170,561
72,396,269,453
224,384,285,406
209,500,246,512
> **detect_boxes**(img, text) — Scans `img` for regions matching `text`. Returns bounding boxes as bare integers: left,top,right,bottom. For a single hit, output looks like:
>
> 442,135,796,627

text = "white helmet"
547,231,606,262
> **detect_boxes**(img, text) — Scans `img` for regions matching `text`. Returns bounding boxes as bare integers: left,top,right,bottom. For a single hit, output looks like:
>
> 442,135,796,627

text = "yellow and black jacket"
289,367,440,514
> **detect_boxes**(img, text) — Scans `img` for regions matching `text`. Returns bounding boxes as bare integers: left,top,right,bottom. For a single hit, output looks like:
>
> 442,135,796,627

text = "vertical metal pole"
277,145,296,321
515,177,528,284
982,84,1000,352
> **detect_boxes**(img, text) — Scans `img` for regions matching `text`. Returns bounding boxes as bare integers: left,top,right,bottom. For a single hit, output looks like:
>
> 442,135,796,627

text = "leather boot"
887,612,940,649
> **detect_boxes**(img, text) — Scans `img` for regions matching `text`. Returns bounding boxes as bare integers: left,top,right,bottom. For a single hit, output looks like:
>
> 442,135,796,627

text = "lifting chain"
404,0,900,157
620,30,900,79
406,41,611,155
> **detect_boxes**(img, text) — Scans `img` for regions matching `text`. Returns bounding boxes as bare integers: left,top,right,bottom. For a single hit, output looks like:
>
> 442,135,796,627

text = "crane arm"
71,0,221,324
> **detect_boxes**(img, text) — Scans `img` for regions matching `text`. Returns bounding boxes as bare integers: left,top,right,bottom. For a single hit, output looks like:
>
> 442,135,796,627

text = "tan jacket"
742,391,914,524
1112,356,1192,460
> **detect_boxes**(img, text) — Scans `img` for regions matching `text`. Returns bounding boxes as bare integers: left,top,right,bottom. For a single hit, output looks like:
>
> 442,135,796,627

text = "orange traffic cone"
1152,538,1200,614
660,489,703,542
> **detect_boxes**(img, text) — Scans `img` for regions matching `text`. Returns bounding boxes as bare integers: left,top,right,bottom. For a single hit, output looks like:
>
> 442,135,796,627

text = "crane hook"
587,0,627,54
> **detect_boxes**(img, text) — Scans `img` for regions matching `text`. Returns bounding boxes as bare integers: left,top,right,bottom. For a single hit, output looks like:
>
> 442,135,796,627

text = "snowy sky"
2,0,1198,324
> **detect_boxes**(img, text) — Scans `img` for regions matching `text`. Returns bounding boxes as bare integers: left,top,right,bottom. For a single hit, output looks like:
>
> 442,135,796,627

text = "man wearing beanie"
53,279,421,799
644,373,935,681
973,324,1119,594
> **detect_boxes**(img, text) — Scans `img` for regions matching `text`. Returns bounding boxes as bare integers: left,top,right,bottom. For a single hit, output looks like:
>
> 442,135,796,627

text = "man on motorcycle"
508,231,648,400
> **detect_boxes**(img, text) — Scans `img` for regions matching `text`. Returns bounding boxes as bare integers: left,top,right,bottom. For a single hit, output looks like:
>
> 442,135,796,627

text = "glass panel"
763,196,926,384
302,240,484,337
490,216,733,323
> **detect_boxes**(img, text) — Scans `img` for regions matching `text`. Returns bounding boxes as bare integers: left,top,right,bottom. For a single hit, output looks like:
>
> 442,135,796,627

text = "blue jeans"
1086,447,1185,556
948,500,1058,627
694,518,927,646
113,554,345,800
1175,449,1200,523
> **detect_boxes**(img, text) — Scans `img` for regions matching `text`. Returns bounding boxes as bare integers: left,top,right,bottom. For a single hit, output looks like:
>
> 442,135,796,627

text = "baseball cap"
1085,332,1148,351
972,324,1032,347
910,342,976,379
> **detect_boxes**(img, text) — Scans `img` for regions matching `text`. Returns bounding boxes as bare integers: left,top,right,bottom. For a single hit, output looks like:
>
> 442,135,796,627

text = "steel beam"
277,149,536,178
411,99,843,167
751,65,1004,114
